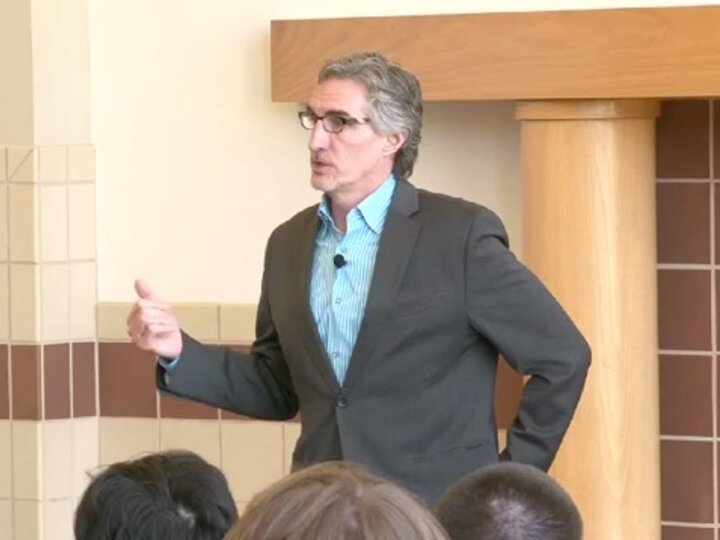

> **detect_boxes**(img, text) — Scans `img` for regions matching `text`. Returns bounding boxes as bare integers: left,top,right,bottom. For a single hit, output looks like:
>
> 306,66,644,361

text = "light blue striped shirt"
309,175,396,384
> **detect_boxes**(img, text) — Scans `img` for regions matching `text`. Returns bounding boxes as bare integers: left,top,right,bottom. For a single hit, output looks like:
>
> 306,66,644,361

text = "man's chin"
310,174,335,193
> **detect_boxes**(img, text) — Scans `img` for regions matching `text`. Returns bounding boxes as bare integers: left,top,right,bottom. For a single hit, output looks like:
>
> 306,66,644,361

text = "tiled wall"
0,145,98,540
657,100,720,540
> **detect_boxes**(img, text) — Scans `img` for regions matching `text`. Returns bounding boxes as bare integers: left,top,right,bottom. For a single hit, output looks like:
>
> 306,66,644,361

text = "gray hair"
318,52,423,181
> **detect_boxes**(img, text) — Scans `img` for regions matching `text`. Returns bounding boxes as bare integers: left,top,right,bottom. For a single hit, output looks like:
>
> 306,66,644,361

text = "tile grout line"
3,144,15,538
709,99,719,540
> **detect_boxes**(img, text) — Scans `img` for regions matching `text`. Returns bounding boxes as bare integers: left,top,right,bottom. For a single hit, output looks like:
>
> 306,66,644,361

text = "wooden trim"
271,6,720,102
516,99,660,121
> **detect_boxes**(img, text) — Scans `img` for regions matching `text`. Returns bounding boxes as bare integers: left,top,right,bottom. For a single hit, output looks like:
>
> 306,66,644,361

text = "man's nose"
308,120,329,151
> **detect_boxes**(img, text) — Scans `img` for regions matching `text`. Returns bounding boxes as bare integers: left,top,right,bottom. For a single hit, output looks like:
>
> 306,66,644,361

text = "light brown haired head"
225,461,448,540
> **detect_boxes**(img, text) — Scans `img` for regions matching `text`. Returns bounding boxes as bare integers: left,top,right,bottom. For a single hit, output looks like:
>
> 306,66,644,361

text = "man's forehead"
308,79,369,114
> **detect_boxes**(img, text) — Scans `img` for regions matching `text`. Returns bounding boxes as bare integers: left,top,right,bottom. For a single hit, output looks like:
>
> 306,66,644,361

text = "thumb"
134,278,159,301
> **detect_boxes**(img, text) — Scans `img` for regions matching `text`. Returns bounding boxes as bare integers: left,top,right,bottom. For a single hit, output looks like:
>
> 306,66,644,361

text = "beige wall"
93,0,719,303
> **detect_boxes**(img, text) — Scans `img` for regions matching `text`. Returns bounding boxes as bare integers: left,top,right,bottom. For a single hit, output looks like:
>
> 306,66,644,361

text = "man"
74,450,238,540
127,52,590,506
435,462,583,540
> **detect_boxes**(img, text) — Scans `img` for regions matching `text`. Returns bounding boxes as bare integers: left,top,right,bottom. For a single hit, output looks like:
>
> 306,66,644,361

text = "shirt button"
337,397,349,409
331,352,339,359
335,298,342,304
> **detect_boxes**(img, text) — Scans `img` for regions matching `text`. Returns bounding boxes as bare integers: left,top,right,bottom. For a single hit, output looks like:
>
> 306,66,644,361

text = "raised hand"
126,279,183,360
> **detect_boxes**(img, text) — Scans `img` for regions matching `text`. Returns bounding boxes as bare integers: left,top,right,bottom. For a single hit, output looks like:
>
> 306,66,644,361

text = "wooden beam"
271,6,720,102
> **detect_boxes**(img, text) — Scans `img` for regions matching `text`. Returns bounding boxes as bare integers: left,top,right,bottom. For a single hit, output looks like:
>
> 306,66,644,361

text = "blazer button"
337,397,349,409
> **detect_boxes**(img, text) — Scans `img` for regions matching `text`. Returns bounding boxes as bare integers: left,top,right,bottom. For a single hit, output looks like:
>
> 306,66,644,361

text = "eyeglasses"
298,110,370,134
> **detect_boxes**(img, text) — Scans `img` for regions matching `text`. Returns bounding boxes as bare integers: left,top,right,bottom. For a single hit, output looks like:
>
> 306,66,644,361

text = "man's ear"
383,132,407,156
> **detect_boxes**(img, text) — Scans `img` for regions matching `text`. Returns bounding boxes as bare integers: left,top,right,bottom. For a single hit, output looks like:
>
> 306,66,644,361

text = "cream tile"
69,262,96,340
173,304,219,342
12,421,42,500
0,265,8,341
235,500,247,517
221,421,284,502
42,499,73,540
39,186,68,262
42,421,73,500
497,429,507,450
0,184,7,261
219,305,256,343
13,501,40,540
282,422,301,475
67,145,95,182
37,147,67,184
160,419,221,468
99,418,159,466
0,147,7,182
67,184,95,260
72,418,99,498
0,422,11,498
0,499,11,540
8,184,37,262
9,264,39,342
95,303,133,341
7,147,36,183
40,264,69,341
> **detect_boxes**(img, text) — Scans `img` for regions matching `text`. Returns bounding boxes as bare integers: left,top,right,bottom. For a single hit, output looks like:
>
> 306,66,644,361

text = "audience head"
74,450,238,540
435,462,582,540
226,461,449,540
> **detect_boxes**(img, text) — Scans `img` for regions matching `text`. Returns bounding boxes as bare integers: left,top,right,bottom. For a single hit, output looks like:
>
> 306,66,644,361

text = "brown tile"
661,440,713,523
43,344,70,420
72,342,96,417
659,355,712,436
658,270,711,351
226,344,252,354
495,356,523,430
99,343,157,418
11,345,41,420
662,527,714,540
656,183,710,264
0,345,8,419
160,395,218,420
656,100,710,179
220,409,251,421
714,100,720,179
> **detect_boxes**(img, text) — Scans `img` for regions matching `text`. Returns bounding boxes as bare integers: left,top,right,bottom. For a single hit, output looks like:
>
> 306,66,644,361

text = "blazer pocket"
394,291,445,319
411,439,491,462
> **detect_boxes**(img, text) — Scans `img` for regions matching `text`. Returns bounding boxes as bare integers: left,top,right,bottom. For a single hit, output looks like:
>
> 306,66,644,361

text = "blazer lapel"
343,180,420,386
293,208,341,393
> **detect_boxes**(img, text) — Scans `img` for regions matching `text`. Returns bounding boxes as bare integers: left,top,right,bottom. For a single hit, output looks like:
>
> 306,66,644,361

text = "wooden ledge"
516,99,660,121
271,6,720,102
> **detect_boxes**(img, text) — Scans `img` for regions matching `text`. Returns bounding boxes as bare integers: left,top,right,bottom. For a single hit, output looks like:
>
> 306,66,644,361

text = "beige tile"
235,500,247,517
0,265,8,341
13,500,40,540
0,148,7,182
497,429,507,450
67,145,95,182
10,264,39,342
173,304,219,342
40,264,69,341
99,418,159,466
67,184,95,260
69,262,96,340
160,419,221,468
42,421,73,500
96,302,133,341
221,421,284,502
42,499,73,540
72,418,99,498
7,147,36,183
37,147,67,184
0,422,11,498
219,304,256,343
12,421,41,500
0,184,7,261
282,422,301,475
8,184,37,262
39,186,68,262
0,499,11,540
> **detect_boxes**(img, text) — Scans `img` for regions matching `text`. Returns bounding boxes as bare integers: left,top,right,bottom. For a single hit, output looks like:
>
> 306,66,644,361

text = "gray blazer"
158,180,590,505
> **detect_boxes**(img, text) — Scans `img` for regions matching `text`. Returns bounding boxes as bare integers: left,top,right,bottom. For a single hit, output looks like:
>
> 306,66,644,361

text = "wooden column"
516,100,661,540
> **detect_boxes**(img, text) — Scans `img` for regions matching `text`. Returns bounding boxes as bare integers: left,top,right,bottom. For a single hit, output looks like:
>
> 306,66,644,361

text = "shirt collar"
317,175,396,235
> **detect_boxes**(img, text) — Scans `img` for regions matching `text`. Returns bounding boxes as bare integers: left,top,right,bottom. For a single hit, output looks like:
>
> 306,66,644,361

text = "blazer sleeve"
465,207,591,470
156,233,299,421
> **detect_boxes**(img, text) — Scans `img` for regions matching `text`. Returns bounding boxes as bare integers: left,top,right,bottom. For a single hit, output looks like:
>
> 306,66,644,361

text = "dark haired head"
435,463,582,540
74,450,238,540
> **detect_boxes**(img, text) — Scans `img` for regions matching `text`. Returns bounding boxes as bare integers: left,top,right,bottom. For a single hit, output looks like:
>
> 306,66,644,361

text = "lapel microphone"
333,253,346,269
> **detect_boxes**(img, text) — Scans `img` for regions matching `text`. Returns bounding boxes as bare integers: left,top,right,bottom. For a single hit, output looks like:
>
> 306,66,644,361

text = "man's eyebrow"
303,105,353,117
